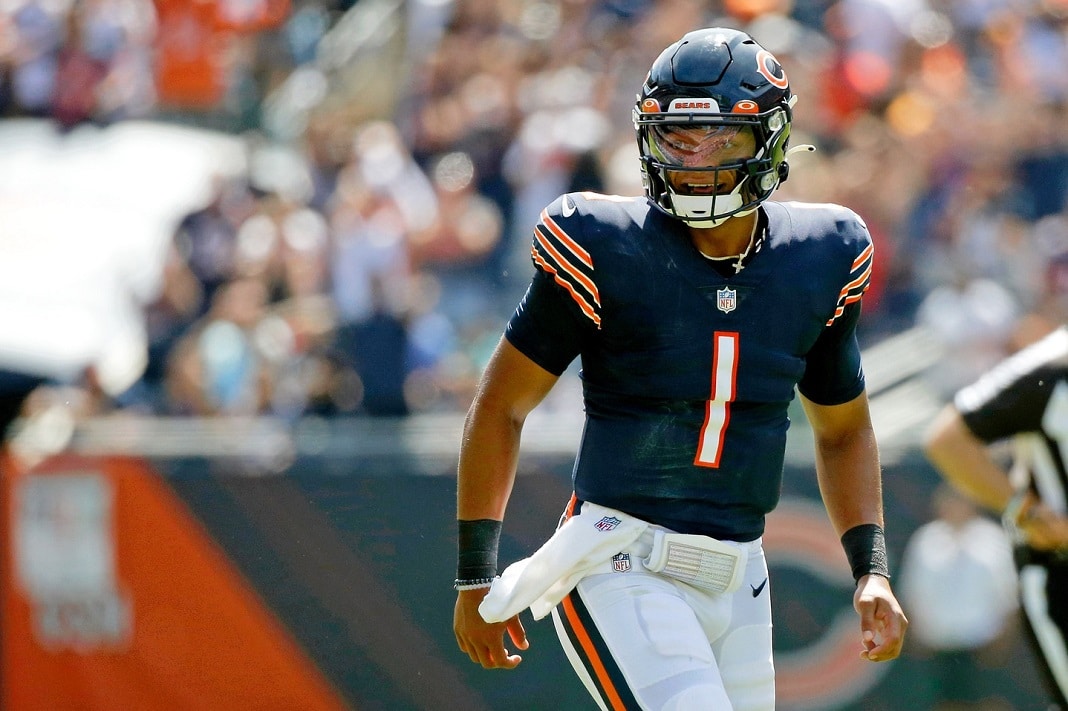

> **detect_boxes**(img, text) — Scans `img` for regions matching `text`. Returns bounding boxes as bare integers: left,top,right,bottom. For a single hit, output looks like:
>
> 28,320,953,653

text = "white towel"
479,502,648,622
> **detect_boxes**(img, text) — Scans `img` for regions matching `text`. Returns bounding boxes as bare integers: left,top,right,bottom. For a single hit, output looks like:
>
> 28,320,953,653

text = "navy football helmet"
634,28,797,227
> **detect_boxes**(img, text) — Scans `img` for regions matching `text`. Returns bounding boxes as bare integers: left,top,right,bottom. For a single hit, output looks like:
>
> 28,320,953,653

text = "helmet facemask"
635,108,791,227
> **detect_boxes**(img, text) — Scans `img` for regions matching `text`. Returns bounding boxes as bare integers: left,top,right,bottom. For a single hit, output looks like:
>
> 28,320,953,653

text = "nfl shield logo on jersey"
612,553,631,573
716,286,737,314
595,516,622,532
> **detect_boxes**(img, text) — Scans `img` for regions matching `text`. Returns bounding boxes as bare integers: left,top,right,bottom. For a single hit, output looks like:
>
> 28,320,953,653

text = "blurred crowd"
3,0,1068,421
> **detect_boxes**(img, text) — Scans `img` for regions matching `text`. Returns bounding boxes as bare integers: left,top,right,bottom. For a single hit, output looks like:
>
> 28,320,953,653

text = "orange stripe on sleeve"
533,229,601,305
531,248,602,328
851,243,874,270
539,210,593,268
841,261,872,293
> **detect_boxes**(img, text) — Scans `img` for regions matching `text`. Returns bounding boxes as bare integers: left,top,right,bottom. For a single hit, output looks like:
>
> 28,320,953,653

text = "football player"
453,27,907,710
926,326,1068,710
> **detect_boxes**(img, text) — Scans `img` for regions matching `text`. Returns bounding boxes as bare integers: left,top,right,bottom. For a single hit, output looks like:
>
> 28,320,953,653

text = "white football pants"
551,525,775,711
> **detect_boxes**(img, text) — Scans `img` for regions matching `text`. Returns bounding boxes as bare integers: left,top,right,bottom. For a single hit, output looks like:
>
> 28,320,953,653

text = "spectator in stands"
164,276,273,416
172,175,260,316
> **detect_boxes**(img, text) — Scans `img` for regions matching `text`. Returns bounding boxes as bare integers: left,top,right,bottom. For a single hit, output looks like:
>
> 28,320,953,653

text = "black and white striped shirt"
956,326,1068,518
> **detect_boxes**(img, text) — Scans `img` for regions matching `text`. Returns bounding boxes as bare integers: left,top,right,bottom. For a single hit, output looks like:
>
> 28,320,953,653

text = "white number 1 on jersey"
695,332,739,468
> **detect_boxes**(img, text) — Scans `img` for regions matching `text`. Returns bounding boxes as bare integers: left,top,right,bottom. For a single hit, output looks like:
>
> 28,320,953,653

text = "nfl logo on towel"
595,516,622,531
717,286,737,314
612,553,631,573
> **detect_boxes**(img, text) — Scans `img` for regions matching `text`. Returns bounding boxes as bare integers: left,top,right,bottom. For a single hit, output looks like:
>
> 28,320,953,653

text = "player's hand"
454,587,528,669
853,574,907,662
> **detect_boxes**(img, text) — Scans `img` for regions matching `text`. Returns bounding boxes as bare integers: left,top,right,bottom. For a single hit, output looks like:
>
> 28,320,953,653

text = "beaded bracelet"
453,577,496,591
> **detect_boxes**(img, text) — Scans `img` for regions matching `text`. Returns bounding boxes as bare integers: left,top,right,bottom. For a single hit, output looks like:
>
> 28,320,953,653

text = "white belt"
643,530,747,595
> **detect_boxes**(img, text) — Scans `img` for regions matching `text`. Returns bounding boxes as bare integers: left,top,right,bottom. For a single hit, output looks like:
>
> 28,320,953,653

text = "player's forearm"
924,405,1014,514
814,427,892,582
454,397,526,590
456,401,524,521
814,425,885,535
801,392,884,534
456,336,559,521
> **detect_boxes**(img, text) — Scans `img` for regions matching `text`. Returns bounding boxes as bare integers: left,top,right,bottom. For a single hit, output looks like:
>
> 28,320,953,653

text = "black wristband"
457,519,502,582
841,523,890,584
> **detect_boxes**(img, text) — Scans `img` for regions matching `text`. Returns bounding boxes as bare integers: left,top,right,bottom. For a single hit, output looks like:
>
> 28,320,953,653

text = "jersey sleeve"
505,270,590,375
796,210,872,405
503,194,599,375
955,328,1068,442
824,211,874,327
797,301,865,405
527,194,603,329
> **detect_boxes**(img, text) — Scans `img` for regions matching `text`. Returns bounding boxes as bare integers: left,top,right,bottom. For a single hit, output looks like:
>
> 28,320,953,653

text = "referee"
925,325,1068,710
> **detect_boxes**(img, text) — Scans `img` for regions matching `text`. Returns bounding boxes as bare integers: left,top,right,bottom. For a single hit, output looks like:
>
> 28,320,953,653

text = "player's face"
653,125,757,196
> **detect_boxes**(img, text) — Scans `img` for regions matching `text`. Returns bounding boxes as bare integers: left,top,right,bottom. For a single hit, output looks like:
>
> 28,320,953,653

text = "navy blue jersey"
506,192,872,540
